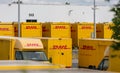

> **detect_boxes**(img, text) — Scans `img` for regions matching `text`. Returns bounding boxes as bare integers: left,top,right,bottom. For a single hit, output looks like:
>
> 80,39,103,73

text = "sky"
0,0,119,5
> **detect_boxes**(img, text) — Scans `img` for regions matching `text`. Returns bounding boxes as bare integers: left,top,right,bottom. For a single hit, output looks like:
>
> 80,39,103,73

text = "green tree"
106,0,120,50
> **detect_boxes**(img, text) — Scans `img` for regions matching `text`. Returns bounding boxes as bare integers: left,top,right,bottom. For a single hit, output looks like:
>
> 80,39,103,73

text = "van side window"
15,51,23,60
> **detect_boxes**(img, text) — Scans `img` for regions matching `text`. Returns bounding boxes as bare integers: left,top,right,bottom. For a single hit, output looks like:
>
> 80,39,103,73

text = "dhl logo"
81,26,92,29
26,26,38,29
26,43,40,47
71,27,76,32
14,27,18,32
71,29,76,32
54,26,67,29
0,28,10,31
80,45,96,50
42,26,49,32
96,30,101,32
52,45,70,49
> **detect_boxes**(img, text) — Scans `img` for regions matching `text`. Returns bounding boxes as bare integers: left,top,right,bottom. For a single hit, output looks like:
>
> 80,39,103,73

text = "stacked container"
96,22,113,39
71,22,94,48
42,22,71,38
14,22,42,37
0,22,14,36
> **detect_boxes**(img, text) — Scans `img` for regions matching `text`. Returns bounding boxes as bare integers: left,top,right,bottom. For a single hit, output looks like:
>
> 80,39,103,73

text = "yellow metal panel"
9,39,15,60
13,22,18,37
21,22,42,37
96,23,104,38
51,24,71,38
41,39,49,58
42,22,51,37
0,38,15,60
71,24,78,47
42,22,71,38
41,38,72,68
104,24,113,39
78,39,113,69
71,22,94,47
96,23,113,39
108,48,120,72
0,24,14,36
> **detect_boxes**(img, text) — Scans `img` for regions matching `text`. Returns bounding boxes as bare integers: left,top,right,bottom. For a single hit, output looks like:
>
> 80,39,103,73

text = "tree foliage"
109,1,120,50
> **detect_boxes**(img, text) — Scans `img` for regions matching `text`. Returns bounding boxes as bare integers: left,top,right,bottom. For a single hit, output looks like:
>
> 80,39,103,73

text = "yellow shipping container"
108,46,120,72
14,22,42,37
78,38,113,70
21,22,42,37
71,22,94,47
0,22,14,36
13,22,18,37
96,22,113,39
42,22,71,38
41,38,72,68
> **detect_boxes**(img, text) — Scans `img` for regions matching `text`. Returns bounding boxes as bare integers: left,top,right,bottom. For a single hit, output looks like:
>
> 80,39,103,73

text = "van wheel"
88,65,93,69
89,65,96,69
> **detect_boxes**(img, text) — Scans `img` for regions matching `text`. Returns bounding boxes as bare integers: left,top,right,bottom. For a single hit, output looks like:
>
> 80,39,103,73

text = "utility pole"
18,0,20,37
93,0,96,38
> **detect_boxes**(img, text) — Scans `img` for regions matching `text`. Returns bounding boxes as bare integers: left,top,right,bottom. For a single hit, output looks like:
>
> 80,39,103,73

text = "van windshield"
15,51,48,61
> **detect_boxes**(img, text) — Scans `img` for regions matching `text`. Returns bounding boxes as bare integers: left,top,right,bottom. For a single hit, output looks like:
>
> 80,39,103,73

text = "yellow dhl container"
0,22,14,36
108,44,120,72
13,22,18,37
71,22,94,47
96,22,113,39
42,22,71,38
78,38,113,70
40,37,72,68
14,22,42,37
21,22,42,37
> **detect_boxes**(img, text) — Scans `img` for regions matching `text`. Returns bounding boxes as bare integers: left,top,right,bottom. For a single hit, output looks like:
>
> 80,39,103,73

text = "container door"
51,50,60,65
60,50,67,66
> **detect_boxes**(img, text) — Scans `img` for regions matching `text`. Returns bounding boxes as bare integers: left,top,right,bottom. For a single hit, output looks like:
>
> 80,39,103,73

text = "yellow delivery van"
0,36,63,70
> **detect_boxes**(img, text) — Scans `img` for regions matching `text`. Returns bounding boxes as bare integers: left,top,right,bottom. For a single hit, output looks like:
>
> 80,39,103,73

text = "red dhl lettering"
81,26,92,29
0,28,10,31
54,26,67,29
26,26,37,29
71,27,76,32
14,27,18,32
80,45,96,50
42,26,46,29
26,43,39,47
71,29,76,32
52,45,70,49
42,26,49,32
